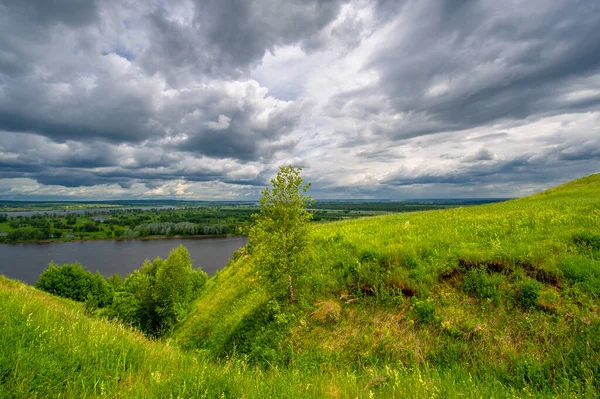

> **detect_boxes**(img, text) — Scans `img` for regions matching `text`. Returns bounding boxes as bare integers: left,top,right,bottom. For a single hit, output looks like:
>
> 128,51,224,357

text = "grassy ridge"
176,173,600,395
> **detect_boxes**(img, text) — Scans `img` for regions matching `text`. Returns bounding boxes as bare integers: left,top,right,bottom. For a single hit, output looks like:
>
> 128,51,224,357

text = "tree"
111,245,208,335
155,245,196,331
249,165,313,302
36,262,113,307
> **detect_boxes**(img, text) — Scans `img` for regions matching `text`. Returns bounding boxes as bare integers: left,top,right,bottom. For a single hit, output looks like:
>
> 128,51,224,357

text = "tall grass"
2,173,600,397
0,276,554,398
174,174,600,396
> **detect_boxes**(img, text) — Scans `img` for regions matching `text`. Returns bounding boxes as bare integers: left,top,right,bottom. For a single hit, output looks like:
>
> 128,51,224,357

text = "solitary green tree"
250,165,313,302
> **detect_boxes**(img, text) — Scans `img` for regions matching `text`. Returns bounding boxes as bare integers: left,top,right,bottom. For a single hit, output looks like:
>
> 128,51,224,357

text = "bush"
223,299,294,364
36,262,113,307
108,292,141,326
516,279,542,308
7,227,51,241
359,248,378,262
411,297,435,324
112,245,209,335
463,268,502,299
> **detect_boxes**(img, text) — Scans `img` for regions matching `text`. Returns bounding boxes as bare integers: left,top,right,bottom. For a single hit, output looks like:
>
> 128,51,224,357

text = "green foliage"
7,227,53,241
36,262,113,307
249,165,313,302
463,268,503,299
558,254,600,298
515,278,542,308
359,248,378,262
411,297,436,324
573,232,600,252
107,273,122,290
6,173,600,397
109,245,208,335
5,276,578,399
108,292,141,326
223,299,294,364
154,246,195,331
176,173,600,388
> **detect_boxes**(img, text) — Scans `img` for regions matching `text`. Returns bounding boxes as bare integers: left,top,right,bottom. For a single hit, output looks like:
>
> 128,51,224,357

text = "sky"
0,0,599,200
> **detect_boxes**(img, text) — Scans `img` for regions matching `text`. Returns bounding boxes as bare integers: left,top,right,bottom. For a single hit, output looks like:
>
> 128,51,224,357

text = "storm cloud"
0,0,599,200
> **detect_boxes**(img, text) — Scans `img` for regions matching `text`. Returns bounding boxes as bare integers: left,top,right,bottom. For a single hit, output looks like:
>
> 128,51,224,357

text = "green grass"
0,276,543,398
0,222,15,233
176,173,600,396
2,173,600,397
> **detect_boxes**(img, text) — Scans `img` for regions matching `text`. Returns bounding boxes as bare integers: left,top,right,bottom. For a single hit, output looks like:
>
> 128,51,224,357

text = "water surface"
0,236,248,285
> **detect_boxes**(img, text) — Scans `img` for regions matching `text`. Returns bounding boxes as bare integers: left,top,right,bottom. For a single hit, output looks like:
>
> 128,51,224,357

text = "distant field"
0,199,501,243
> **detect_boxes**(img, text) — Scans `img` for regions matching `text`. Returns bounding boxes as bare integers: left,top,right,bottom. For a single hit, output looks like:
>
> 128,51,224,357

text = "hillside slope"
1,174,599,397
176,173,600,394
1,276,530,398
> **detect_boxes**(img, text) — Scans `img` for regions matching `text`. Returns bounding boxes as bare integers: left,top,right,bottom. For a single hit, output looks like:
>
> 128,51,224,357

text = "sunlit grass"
2,173,600,397
0,276,548,398
176,173,600,396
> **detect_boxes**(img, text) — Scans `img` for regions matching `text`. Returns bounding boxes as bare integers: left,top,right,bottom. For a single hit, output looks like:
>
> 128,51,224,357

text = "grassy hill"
0,276,524,398
175,173,600,395
2,173,600,397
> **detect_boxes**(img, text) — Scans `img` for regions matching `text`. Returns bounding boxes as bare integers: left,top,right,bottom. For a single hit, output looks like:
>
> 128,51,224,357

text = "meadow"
0,199,491,243
1,173,599,398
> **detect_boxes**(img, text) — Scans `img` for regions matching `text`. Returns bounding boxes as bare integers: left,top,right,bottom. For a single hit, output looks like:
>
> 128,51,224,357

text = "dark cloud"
0,132,270,190
382,143,599,189
557,140,600,161
174,98,304,161
463,148,494,162
334,0,600,140
141,0,347,82
0,0,599,199
355,147,405,162
1,0,99,27
382,156,545,187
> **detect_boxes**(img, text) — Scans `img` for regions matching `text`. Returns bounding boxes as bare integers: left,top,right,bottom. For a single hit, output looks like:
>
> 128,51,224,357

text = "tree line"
36,245,207,336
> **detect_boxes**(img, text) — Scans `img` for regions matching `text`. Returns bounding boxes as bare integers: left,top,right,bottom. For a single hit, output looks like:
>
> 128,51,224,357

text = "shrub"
108,292,142,326
411,297,435,324
107,273,122,290
400,251,419,270
516,279,542,308
219,299,297,364
36,262,113,307
112,245,209,335
463,268,502,299
359,248,378,262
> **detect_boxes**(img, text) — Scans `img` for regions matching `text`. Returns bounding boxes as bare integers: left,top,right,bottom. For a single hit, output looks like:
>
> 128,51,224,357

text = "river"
0,236,248,285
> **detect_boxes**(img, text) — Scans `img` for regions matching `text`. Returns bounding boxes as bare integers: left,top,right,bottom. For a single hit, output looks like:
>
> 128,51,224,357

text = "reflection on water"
0,236,248,285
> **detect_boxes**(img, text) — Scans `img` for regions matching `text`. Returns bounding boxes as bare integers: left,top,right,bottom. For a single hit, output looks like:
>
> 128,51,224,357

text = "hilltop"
1,173,600,398
175,173,600,394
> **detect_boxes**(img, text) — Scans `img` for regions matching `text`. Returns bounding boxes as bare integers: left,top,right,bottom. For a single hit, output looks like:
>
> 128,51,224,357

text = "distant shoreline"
0,234,248,245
